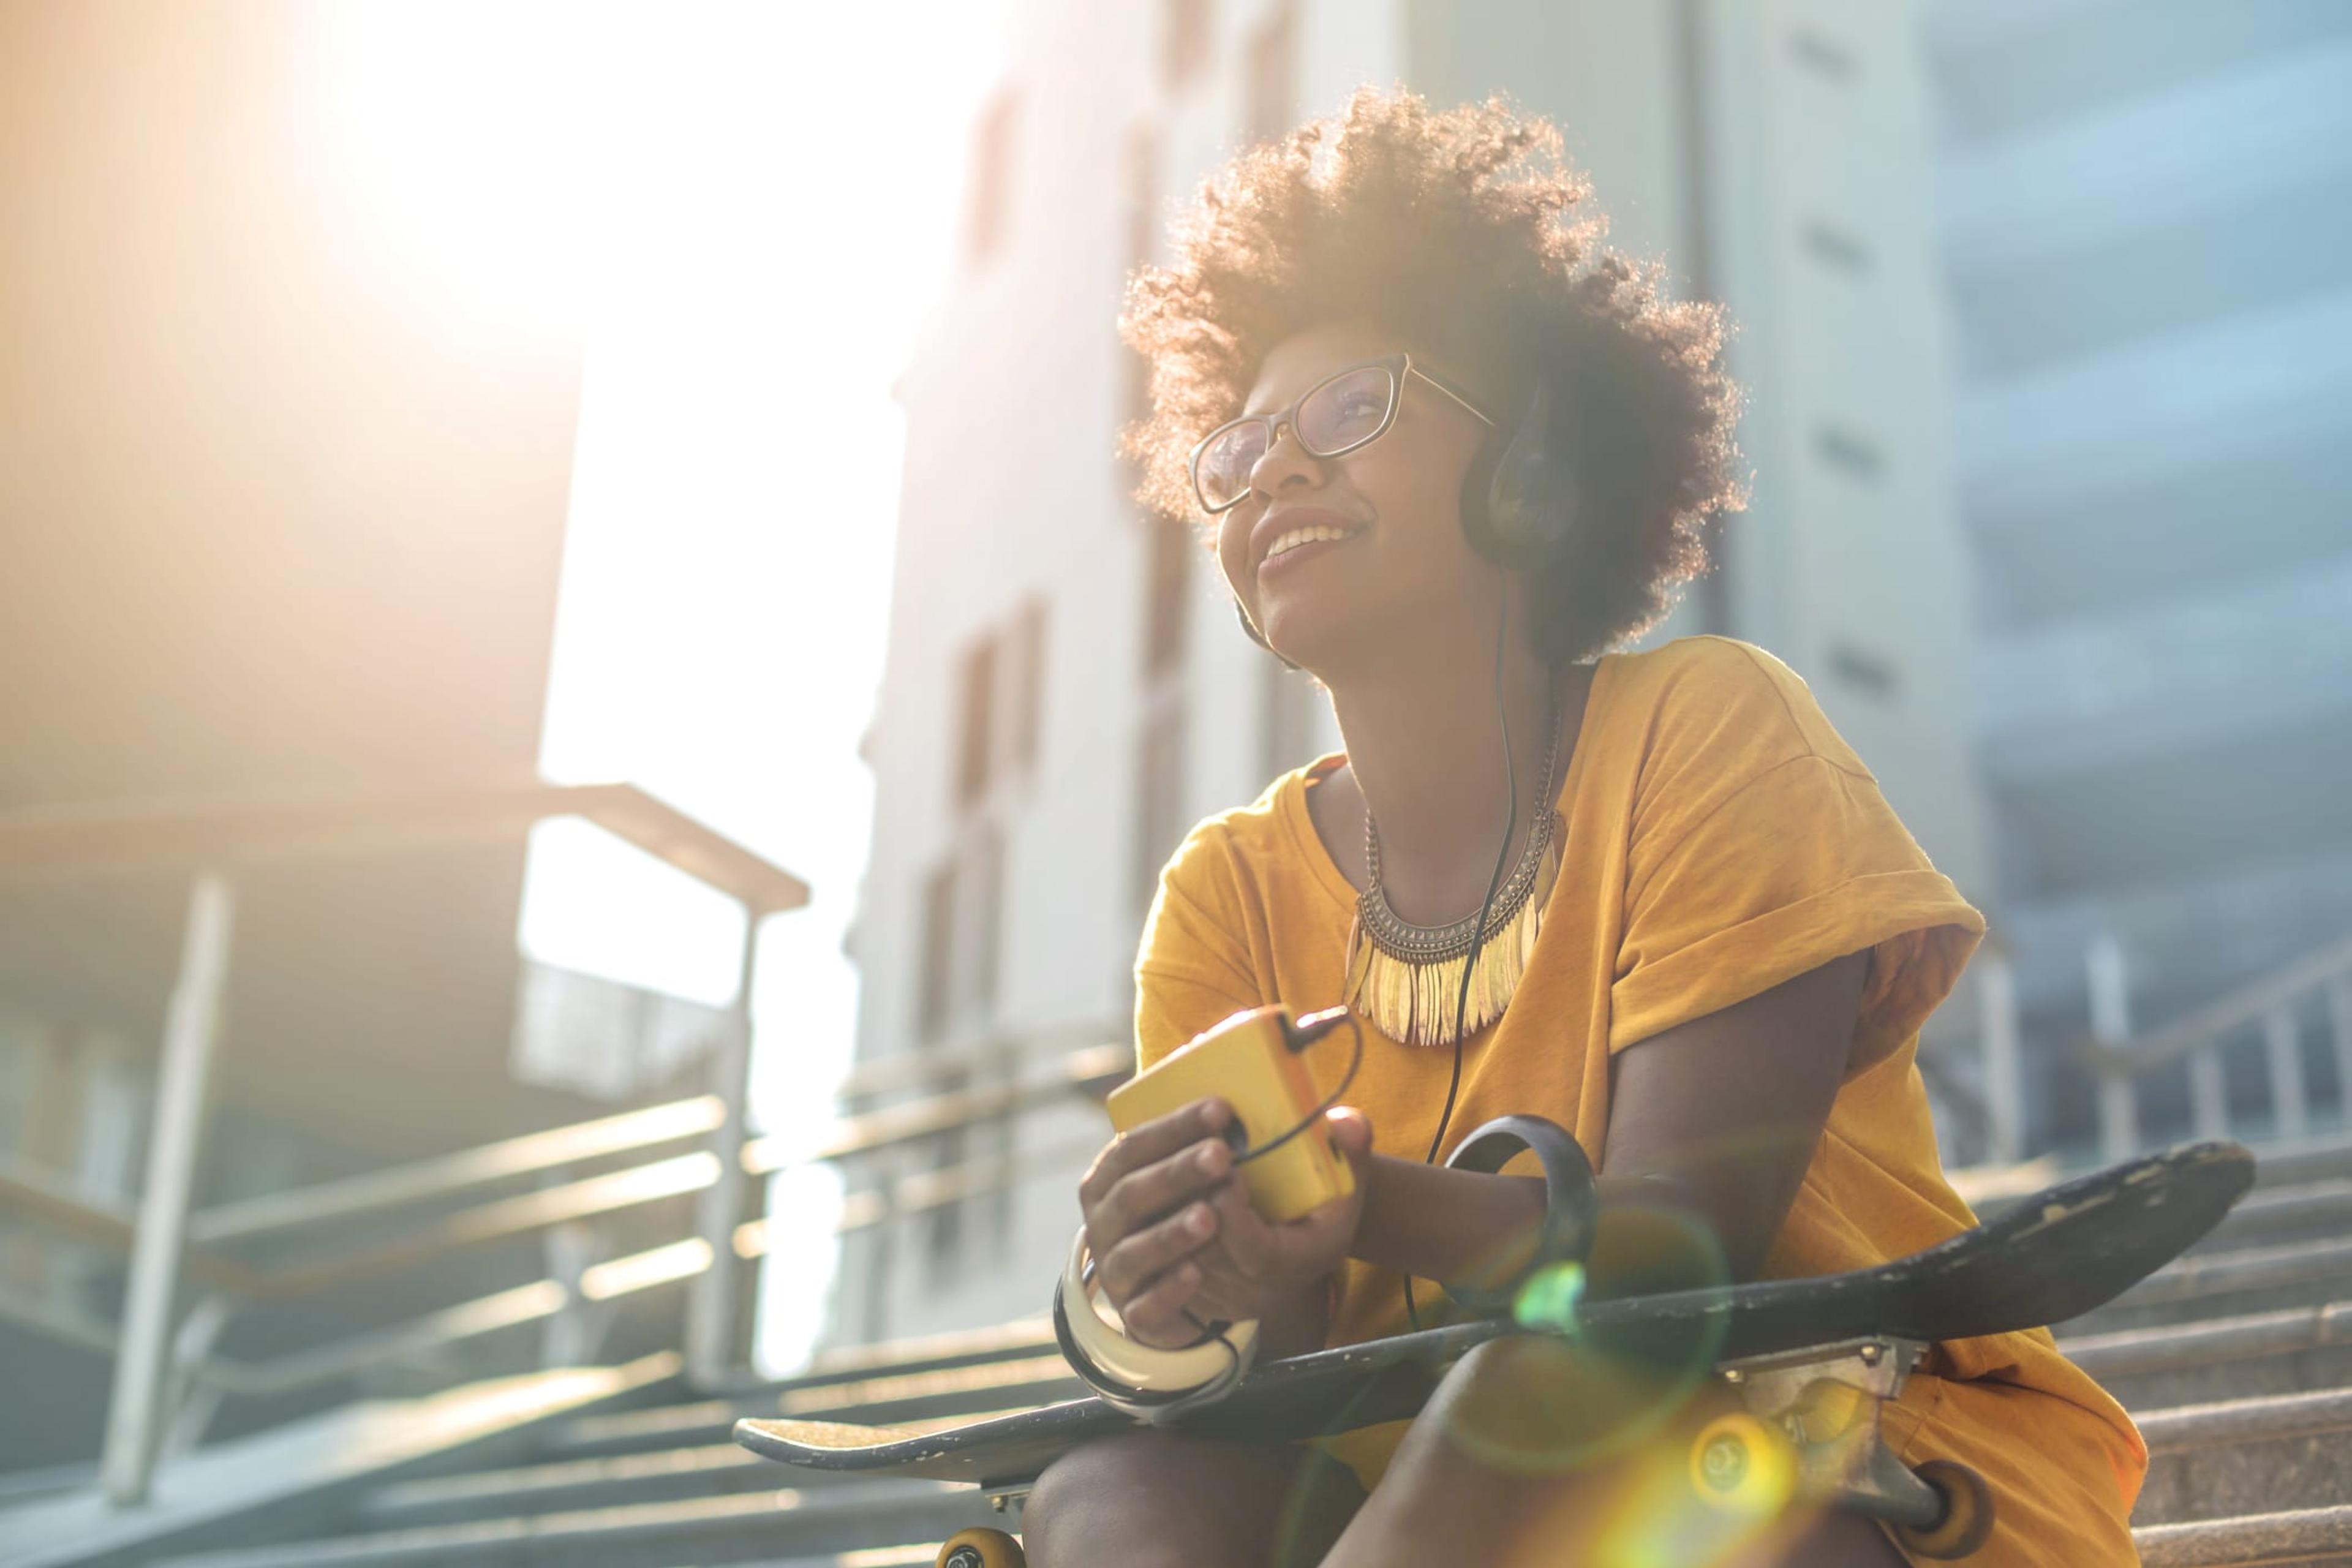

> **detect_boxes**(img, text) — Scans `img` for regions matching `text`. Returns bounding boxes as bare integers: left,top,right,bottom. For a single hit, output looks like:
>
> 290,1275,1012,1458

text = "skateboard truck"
1698,1336,1994,1558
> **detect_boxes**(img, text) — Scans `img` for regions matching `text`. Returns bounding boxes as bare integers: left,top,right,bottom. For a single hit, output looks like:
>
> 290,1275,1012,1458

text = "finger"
1078,1098,1232,1208
1119,1261,1205,1348
1092,1135,1233,1243
1097,1198,1219,1303
1325,1106,1374,1162
1204,1175,1277,1273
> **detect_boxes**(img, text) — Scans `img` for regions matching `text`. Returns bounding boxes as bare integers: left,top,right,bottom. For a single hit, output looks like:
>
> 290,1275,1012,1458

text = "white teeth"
1264,524,1357,562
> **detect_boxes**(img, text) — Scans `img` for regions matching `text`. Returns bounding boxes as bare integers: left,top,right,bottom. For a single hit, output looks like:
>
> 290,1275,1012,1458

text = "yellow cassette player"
1106,1004,1358,1223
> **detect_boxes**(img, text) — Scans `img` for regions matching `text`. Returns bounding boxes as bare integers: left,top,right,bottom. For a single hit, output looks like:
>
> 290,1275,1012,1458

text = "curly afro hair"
1118,87,1746,666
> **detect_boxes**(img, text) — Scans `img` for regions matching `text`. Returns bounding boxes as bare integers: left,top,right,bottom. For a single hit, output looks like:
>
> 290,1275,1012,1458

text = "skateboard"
740,1140,2250,1564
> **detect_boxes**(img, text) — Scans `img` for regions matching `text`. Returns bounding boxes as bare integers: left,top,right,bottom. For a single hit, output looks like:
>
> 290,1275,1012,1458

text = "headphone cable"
1403,581,1520,1333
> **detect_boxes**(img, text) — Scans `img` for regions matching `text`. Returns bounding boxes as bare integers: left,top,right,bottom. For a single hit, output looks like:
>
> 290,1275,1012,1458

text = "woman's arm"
1114,950,1868,1354
1350,949,1869,1295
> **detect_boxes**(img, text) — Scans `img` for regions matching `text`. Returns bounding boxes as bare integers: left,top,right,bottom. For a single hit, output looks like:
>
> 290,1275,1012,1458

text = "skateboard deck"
738,1139,2250,1491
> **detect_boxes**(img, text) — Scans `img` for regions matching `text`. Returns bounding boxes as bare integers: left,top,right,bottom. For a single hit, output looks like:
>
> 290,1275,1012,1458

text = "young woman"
1025,91,2141,1567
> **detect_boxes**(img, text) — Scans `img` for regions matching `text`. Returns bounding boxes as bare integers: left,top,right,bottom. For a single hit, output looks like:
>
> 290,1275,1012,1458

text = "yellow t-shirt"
1133,636,2143,1566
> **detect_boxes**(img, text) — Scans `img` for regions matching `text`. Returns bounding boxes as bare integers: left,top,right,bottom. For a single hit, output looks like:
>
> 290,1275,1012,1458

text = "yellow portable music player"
1106,1005,1357,1223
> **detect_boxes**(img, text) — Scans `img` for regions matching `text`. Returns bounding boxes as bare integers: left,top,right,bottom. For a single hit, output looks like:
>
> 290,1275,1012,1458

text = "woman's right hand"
1076,1096,1237,1349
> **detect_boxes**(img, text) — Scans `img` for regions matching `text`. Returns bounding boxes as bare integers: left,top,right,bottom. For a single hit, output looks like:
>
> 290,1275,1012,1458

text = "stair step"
2250,1133,2352,1191
2136,1504,2352,1567
691,1322,1059,1407
2206,1180,2352,1250
2062,1299,2352,1409
360,1442,778,1526
148,1480,994,1568
794,1319,1057,1382
546,1398,752,1459
2135,1388,2352,1526
0,1354,685,1568
2068,1235,2352,1333
546,1357,1082,1458
777,1356,1084,1422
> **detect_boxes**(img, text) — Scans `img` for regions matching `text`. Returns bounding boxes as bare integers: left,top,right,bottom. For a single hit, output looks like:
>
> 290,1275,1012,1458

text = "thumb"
1325,1106,1374,1164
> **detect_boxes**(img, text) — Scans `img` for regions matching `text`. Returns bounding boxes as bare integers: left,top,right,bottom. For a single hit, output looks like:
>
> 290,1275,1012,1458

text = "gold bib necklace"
1341,687,1568,1047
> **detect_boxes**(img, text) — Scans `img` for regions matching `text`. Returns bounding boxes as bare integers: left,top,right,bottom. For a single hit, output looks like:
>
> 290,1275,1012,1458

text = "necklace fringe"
1344,816,1562,1047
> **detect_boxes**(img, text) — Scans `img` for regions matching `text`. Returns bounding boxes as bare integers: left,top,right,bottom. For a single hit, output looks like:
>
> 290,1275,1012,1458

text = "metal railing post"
2190,1046,2230,1140
2331,978,2352,1129
1978,952,2024,1165
2265,1006,2309,1142
685,907,761,1385
101,872,235,1508
2087,934,2137,1161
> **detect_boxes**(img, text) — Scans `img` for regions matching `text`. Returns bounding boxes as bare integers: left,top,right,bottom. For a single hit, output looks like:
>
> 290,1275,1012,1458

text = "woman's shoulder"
1155,755,1340,897
1597,635,1870,780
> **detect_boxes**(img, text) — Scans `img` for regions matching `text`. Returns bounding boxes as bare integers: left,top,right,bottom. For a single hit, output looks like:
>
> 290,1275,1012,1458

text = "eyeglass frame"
1187,352,1499,515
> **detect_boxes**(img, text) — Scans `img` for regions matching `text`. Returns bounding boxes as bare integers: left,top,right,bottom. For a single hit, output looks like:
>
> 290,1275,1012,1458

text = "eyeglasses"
1187,352,1498,514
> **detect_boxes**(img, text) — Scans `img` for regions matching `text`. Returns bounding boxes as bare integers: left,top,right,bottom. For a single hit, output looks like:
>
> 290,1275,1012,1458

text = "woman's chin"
1258,605,1360,675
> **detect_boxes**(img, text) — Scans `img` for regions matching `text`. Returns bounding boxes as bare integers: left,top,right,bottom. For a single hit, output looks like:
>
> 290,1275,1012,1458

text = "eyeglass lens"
1195,364,1396,509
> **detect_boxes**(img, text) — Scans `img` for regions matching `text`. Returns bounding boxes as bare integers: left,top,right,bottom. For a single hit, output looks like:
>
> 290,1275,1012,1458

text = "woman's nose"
1247,421,1324,500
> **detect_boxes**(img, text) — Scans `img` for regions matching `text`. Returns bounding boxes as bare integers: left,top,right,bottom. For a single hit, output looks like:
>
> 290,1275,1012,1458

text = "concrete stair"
11,1141,2352,1567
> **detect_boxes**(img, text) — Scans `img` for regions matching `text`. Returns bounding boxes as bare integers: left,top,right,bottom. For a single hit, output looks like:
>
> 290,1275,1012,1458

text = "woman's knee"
1025,1430,1323,1568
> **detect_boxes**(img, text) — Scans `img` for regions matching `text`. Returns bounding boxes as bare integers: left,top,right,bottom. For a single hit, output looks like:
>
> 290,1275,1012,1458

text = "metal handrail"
246,1153,721,1300
189,1094,725,1245
1,1150,721,1302
2077,930,2352,1074
0,778,809,1507
0,1006,1121,1497
2,1039,1120,1290
0,1238,709,1400
0,780,810,914
741,1041,1127,1175
2065,928,2352,1162
832,1018,1126,1102
0,1163,267,1295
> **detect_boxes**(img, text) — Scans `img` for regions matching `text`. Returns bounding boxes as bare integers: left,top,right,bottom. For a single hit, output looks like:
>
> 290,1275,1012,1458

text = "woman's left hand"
1180,1106,1374,1325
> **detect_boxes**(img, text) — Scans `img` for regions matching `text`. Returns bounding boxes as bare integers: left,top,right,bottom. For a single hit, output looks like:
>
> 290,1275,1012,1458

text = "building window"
1119,124,1161,447
1789,27,1858,82
967,89,1019,264
918,861,957,1042
924,1071,972,1264
1244,0,1298,143
1815,424,1885,481
954,635,999,809
963,824,1005,1019
951,600,1049,812
1801,218,1870,274
1133,692,1189,913
914,823,1007,1046
1141,519,1193,679
1007,596,1048,777
923,597,1045,1047
1161,0,1213,92
1827,641,1901,700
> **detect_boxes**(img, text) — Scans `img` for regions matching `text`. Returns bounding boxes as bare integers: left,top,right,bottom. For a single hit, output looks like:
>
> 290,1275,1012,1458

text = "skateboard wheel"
1687,1412,1796,1516
938,1526,1027,1568
1894,1460,1995,1559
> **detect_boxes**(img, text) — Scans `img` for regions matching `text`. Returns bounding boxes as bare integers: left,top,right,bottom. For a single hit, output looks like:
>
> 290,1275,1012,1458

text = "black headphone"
1229,372,1581,658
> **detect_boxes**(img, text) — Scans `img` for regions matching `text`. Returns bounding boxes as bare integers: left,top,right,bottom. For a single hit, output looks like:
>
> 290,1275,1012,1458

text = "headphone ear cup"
1473,378,1578,571
1457,433,1508,564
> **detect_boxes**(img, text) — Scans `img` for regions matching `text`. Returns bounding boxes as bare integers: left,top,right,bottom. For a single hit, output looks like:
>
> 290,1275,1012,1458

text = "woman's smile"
1251,503,1371,592
1259,523,1367,578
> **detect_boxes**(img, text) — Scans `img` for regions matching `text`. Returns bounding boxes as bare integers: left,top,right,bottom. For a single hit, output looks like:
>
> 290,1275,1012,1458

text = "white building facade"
830,0,1988,1351
1923,0,2352,1150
